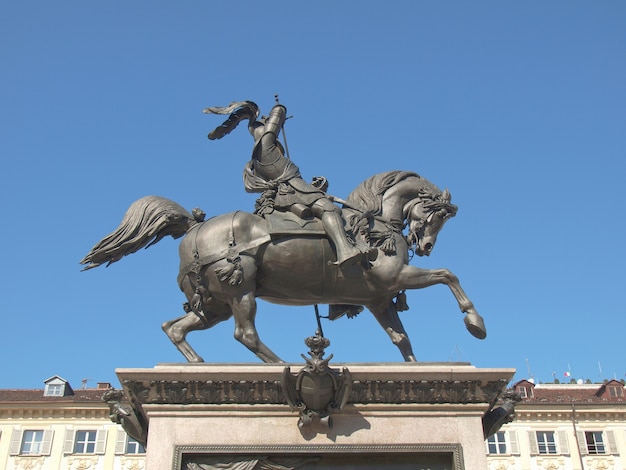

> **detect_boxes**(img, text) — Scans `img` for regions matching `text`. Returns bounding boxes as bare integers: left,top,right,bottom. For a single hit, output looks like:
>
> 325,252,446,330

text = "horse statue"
81,170,487,363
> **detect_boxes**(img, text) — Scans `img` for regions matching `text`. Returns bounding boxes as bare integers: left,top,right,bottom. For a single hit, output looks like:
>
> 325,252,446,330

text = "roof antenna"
448,345,464,362
526,358,535,383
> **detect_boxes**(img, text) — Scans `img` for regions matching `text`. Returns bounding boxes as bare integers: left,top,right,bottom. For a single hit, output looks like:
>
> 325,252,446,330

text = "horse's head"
345,171,459,256
405,189,457,256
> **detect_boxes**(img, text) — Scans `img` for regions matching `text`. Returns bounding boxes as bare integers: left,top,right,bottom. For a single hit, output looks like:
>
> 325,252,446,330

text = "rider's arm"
256,105,287,156
263,104,287,138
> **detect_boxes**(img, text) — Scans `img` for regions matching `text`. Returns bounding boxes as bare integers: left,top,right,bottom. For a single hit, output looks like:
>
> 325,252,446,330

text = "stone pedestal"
117,363,514,470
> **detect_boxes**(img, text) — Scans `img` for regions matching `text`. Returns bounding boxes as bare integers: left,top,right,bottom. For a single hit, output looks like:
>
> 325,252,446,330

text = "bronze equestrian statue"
81,100,487,363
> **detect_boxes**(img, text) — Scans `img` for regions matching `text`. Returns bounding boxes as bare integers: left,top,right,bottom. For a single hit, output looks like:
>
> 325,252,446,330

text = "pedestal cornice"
117,362,514,408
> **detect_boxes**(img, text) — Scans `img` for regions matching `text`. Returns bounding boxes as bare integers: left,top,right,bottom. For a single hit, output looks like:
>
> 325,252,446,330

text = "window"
487,431,507,454
21,430,44,455
44,376,72,397
536,431,558,454
578,430,616,456
486,431,519,455
74,430,97,454
516,385,533,398
126,437,146,454
530,430,569,456
608,385,624,398
585,431,606,454
115,431,146,455
46,383,64,396
9,429,54,456
64,429,107,455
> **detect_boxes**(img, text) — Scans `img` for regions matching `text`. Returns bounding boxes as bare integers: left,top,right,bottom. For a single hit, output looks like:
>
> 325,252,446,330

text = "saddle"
264,209,326,238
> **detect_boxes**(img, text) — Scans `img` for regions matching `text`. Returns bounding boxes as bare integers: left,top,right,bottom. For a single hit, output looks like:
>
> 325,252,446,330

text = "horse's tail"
80,196,204,271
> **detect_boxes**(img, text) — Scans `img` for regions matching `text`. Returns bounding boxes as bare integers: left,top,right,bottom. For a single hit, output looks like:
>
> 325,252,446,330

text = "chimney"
97,382,113,390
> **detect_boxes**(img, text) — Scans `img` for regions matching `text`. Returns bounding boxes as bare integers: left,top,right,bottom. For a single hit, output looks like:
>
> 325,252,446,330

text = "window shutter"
63,429,76,454
507,430,519,455
576,431,587,456
606,431,618,455
41,430,54,455
9,429,23,456
115,428,127,455
557,431,569,455
528,431,539,455
95,429,107,455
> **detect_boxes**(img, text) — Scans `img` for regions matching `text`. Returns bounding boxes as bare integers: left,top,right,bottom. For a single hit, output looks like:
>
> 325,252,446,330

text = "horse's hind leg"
162,311,207,363
368,302,417,362
230,291,284,363
162,301,232,363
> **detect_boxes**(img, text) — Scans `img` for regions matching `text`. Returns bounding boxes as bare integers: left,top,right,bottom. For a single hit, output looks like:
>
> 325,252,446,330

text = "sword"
274,94,292,160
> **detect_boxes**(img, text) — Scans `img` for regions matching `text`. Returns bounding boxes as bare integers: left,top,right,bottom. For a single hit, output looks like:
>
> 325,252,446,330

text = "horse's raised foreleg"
396,265,487,339
230,292,284,363
368,302,417,362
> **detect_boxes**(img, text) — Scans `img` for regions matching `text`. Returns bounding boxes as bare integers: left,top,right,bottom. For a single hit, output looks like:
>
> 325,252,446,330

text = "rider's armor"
251,104,292,181
247,103,365,266
248,104,326,209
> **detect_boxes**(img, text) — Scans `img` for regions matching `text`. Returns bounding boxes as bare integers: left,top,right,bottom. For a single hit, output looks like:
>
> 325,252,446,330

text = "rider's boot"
320,210,364,265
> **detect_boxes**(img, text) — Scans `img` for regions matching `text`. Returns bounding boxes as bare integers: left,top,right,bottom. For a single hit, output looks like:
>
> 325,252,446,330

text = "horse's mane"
345,170,423,216
80,196,198,271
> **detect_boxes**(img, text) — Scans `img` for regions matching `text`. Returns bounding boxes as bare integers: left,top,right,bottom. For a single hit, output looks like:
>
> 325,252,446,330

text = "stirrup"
332,249,364,266
328,304,364,321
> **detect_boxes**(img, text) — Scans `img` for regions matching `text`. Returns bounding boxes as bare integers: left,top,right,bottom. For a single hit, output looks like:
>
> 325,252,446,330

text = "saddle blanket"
265,210,326,237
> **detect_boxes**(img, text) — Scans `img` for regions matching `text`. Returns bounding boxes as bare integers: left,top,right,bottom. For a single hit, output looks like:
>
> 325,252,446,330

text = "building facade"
2,375,625,469
0,376,145,470
487,379,626,470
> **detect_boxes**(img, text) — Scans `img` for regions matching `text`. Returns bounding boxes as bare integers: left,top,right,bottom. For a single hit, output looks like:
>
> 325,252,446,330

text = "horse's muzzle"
416,242,433,256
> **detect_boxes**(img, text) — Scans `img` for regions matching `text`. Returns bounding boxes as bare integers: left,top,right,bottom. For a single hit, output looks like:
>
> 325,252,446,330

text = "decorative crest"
281,331,352,428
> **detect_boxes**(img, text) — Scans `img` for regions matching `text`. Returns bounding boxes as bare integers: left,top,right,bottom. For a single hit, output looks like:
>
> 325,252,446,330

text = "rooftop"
0,388,111,403
513,379,625,404
0,379,115,403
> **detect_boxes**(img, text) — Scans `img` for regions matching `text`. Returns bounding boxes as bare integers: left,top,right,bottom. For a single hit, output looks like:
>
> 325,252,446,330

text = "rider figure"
244,103,364,266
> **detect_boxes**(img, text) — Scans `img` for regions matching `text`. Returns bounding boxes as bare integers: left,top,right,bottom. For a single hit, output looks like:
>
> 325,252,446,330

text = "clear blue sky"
1,2,624,390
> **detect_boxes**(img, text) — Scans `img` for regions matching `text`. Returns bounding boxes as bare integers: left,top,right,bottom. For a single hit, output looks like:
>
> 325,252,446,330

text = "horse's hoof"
464,312,487,339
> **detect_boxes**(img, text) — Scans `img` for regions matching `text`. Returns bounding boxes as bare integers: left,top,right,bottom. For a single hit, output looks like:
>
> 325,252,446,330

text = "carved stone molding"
121,457,146,470
68,456,99,470
173,444,465,470
14,456,45,470
1,408,108,420
535,457,565,469
122,379,284,406
121,377,509,407
584,457,614,470
351,378,507,404
487,458,515,470
516,410,626,422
